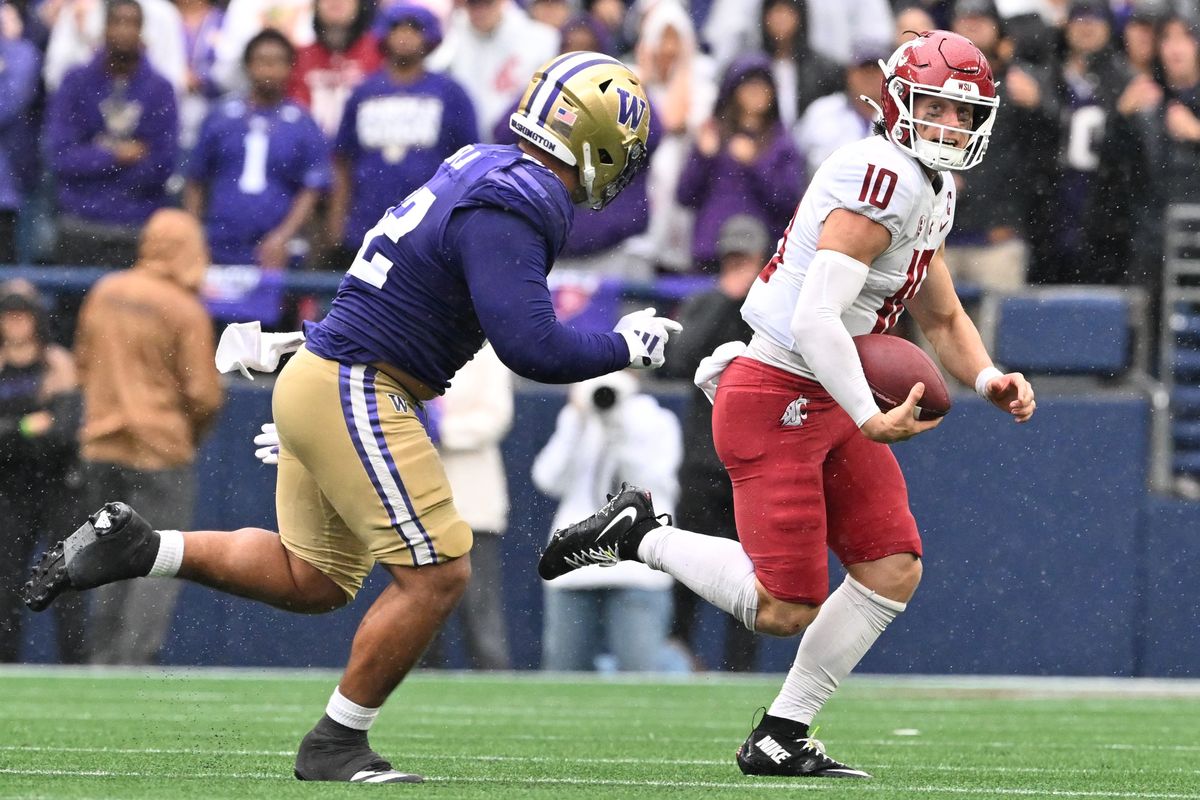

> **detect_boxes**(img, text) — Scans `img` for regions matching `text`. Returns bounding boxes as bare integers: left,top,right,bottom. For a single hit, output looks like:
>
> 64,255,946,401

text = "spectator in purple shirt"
43,0,178,268
184,28,331,268
0,6,40,264
326,4,475,268
676,54,803,273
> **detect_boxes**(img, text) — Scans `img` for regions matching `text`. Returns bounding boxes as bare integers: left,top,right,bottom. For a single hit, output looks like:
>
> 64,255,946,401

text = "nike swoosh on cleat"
597,507,638,542
350,770,424,783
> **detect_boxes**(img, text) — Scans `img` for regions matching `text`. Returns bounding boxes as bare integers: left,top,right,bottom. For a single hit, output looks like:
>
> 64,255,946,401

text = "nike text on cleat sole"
736,732,872,779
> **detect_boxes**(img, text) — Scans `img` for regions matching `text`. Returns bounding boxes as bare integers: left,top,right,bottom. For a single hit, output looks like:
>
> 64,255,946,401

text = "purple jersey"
186,98,331,264
335,69,477,248
44,55,177,226
305,144,628,392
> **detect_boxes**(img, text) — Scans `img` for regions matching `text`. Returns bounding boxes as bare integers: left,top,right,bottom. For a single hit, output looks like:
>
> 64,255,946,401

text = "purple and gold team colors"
304,143,628,392
287,142,631,584
273,348,465,595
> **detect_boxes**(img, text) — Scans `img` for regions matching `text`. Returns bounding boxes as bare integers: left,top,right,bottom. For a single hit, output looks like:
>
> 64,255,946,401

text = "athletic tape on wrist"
974,366,1004,398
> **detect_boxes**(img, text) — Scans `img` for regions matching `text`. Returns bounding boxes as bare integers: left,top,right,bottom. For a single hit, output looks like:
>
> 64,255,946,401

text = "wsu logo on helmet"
616,87,647,130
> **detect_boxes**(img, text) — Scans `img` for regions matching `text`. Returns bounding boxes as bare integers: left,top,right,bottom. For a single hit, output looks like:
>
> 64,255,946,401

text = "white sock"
768,575,905,725
638,525,759,631
147,530,184,578
326,687,380,731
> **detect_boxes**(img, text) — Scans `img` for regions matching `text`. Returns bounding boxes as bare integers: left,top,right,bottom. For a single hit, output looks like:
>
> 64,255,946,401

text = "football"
853,334,951,421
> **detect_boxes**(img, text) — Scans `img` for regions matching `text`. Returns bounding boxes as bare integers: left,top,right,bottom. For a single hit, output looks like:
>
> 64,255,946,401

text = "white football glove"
613,307,683,369
253,422,280,466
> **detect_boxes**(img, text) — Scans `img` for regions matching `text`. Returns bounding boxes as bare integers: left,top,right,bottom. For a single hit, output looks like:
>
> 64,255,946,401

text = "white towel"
693,341,748,405
214,321,306,380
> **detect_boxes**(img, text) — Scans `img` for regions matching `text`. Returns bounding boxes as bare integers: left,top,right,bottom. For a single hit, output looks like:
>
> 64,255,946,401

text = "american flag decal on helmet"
555,106,578,126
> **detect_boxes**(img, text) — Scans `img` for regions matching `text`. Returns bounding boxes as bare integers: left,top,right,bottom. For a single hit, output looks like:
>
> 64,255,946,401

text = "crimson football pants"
712,357,922,605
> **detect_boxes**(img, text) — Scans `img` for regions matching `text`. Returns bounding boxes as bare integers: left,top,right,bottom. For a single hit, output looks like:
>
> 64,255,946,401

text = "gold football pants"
271,346,472,598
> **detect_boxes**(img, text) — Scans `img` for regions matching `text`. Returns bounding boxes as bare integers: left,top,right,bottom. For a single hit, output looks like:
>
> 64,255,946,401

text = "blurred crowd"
0,0,1195,294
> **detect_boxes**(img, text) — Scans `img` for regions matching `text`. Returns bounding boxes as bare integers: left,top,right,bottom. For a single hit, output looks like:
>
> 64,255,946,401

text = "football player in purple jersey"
24,53,679,784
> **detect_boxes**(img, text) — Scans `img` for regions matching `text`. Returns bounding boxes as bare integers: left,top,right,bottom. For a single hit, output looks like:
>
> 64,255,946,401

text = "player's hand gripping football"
980,371,1036,423
253,422,280,465
860,382,944,443
613,307,683,369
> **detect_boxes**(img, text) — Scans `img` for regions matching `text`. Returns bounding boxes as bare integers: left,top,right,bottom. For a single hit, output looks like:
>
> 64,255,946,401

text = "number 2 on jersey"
346,145,484,289
347,188,437,288
859,164,898,210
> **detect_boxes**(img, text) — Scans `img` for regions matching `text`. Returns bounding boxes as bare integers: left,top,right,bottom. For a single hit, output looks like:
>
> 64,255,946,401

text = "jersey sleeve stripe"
505,167,554,207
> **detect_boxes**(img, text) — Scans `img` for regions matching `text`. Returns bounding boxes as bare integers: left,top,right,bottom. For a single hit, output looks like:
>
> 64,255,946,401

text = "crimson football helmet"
870,30,999,171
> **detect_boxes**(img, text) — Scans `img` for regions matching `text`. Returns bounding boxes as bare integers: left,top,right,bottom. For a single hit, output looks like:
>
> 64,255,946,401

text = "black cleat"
538,482,666,580
22,502,159,612
737,726,871,779
295,723,423,784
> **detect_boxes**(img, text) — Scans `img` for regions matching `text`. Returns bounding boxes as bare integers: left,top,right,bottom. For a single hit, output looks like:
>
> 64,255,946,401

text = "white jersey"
741,135,955,378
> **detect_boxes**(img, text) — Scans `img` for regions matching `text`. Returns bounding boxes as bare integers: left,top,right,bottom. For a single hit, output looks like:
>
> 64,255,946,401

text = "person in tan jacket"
74,208,223,664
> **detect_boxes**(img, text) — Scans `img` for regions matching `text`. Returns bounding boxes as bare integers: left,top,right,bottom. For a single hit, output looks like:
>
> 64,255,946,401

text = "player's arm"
454,207,629,382
792,208,940,443
905,247,1036,422
903,245,992,384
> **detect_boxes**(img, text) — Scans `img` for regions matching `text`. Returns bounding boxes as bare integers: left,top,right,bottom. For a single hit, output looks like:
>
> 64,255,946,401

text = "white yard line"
2,666,1200,697
2,716,1198,752
1,768,1198,799
3,745,1199,776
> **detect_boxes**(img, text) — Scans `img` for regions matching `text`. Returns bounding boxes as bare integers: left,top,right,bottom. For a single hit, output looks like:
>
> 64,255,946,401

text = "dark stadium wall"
20,383,1198,677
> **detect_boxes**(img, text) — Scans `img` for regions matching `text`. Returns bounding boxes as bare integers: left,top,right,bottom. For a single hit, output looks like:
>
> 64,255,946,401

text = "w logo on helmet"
616,87,646,130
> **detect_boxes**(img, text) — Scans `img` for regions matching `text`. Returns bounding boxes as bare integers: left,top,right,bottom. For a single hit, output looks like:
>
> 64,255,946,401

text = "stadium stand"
1163,205,1200,484
990,287,1142,378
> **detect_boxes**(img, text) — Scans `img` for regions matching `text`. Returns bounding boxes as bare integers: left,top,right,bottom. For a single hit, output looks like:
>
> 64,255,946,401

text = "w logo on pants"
780,396,809,427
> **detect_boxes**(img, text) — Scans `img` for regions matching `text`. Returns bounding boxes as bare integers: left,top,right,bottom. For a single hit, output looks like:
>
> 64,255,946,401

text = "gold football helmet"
509,52,651,210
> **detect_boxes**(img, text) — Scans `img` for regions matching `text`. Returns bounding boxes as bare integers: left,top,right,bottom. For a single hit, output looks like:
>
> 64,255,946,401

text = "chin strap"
859,94,884,120
859,94,895,142
581,141,599,210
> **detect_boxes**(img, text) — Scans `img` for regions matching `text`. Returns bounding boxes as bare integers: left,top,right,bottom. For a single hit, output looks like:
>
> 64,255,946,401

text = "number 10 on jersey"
859,164,898,210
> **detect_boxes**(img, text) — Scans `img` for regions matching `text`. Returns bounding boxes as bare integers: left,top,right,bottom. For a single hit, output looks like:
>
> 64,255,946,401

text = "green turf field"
1,668,1198,799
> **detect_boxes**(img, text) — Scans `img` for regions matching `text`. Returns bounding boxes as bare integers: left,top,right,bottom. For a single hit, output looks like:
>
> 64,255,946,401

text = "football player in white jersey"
540,30,1035,778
